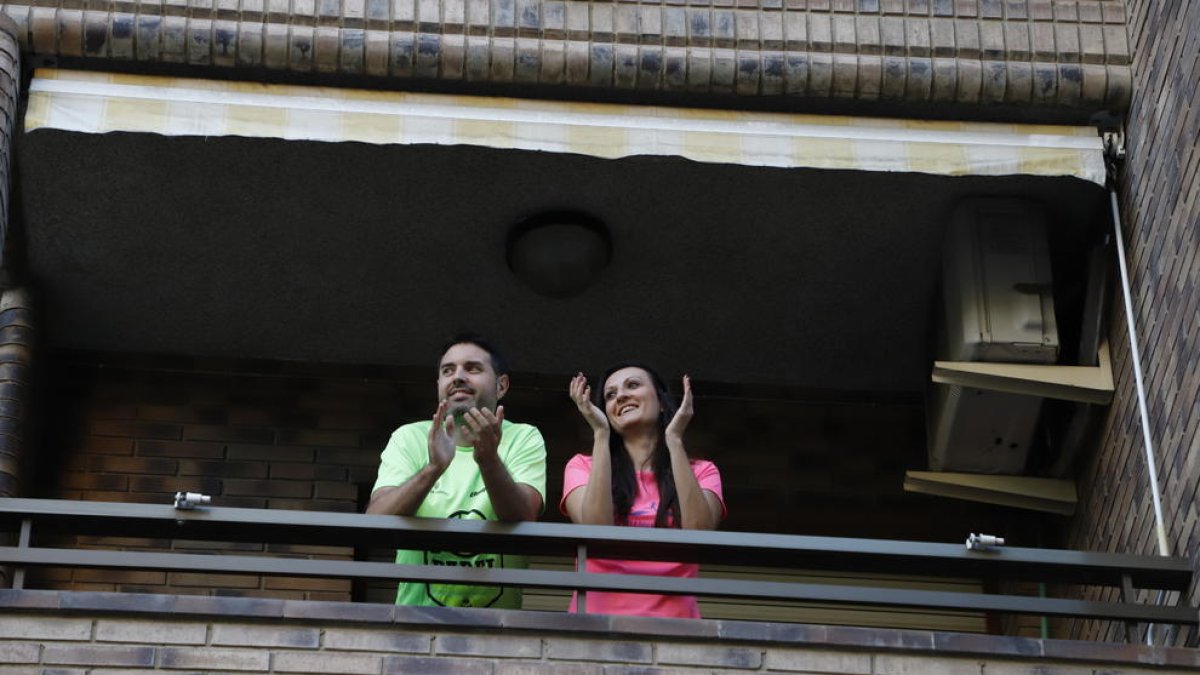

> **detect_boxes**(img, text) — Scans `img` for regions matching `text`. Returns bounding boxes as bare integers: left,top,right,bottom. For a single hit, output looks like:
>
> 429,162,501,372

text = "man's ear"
496,374,510,400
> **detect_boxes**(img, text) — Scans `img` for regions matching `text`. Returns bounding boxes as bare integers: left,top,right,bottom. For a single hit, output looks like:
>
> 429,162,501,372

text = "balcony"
2,496,1197,673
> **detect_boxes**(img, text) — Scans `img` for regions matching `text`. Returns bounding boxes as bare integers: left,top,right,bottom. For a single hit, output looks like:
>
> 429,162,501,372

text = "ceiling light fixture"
506,211,612,299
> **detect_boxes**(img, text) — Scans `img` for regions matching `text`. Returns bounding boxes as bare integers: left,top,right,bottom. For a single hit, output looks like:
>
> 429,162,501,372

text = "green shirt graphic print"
372,419,547,608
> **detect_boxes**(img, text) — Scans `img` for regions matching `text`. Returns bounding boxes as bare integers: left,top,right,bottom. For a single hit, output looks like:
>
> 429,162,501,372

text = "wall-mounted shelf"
904,471,1077,515
931,341,1114,405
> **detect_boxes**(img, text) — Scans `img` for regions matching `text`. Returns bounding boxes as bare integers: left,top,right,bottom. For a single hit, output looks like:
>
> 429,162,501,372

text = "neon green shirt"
371,419,547,608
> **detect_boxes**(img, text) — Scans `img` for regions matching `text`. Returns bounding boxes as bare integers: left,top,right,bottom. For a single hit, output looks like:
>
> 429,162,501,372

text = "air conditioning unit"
941,199,1058,363
927,384,1047,474
928,199,1058,474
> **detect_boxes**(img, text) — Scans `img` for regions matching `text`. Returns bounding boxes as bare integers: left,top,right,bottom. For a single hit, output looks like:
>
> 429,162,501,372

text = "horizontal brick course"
315,448,378,467
184,424,274,444
41,645,155,667
273,651,383,674
82,438,134,455
138,404,228,424
496,662,602,675
136,440,225,459
609,668,704,675
764,647,871,673
275,428,360,448
227,444,314,462
548,639,652,664
178,459,269,478
313,480,359,500
211,624,320,648
266,544,354,557
128,475,221,494
266,498,358,512
88,456,179,475
323,627,431,652
0,642,40,663
61,472,129,491
381,655,494,674
90,421,182,441
979,663,1091,675
157,646,271,671
263,577,352,592
94,619,207,645
269,462,347,480
74,570,166,586
0,0,1134,110
0,617,91,640
167,572,263,588
435,634,543,659
223,478,313,498
872,654,986,674
655,643,762,670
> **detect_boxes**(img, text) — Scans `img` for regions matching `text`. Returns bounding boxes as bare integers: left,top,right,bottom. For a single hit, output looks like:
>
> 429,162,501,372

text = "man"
367,334,546,609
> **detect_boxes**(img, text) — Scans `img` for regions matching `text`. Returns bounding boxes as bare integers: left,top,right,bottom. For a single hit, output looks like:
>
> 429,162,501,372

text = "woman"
560,363,725,618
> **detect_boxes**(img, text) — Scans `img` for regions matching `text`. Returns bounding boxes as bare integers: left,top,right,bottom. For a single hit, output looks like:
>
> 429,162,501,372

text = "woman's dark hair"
594,362,681,528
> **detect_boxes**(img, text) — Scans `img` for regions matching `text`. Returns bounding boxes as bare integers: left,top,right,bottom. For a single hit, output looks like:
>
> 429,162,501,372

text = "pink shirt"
559,453,726,618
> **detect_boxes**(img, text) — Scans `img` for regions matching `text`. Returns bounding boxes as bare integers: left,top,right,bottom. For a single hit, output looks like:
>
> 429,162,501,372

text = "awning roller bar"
25,68,1107,185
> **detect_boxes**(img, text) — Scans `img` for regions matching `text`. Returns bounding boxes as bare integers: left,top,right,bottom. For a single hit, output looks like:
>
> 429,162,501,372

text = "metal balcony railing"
0,497,1194,631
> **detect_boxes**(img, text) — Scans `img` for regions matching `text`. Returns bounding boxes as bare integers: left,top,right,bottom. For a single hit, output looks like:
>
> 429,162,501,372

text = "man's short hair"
439,332,511,377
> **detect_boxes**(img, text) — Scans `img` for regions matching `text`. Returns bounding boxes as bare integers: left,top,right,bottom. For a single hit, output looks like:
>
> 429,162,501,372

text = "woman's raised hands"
665,375,693,444
570,373,609,436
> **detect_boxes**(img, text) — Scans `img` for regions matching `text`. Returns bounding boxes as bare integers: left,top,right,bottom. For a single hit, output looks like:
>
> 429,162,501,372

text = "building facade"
0,0,1196,671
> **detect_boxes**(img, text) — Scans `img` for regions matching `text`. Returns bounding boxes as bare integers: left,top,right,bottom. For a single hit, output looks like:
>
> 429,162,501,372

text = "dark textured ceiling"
17,130,1108,394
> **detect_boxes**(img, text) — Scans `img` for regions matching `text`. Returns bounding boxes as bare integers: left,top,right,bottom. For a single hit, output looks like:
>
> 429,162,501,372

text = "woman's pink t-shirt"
559,453,726,618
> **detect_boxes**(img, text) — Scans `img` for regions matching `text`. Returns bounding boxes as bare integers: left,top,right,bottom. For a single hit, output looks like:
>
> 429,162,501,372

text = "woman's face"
602,367,662,433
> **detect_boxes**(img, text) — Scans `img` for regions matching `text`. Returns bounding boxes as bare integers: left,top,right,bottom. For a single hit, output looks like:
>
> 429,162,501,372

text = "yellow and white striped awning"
25,68,1106,186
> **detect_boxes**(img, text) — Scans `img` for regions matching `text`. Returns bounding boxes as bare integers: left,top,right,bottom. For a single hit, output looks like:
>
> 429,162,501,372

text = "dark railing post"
1120,573,1138,643
11,517,29,589
576,543,587,614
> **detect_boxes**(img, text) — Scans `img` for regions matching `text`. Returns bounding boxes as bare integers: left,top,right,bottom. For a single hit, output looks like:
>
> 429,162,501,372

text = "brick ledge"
0,589,1196,669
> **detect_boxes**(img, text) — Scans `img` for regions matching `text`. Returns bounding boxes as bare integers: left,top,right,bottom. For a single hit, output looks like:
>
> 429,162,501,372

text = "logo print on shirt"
630,500,658,516
424,509,505,608
470,487,487,497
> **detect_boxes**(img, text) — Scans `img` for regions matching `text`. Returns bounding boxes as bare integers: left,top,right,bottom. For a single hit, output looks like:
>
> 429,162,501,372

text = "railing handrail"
0,497,1195,627
0,497,1190,588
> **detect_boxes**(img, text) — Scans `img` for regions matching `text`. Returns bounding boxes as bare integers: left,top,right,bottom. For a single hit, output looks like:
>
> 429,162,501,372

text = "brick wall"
28,350,1033,611
34,354,513,601
1063,0,1200,646
0,592,1196,674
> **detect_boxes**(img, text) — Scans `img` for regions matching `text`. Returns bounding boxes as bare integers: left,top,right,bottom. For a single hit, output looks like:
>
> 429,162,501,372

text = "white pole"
1109,189,1171,560
1108,188,1176,646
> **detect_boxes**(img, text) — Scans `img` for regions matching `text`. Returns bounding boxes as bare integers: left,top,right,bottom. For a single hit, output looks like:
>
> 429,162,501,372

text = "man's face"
437,342,509,417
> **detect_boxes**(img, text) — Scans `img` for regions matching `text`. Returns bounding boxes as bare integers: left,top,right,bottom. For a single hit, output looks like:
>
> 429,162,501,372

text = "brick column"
0,288,31,500
0,14,17,275
0,13,25,504
0,15,26,591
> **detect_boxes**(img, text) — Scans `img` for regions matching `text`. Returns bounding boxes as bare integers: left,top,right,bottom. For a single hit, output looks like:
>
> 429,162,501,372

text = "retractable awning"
26,68,1106,186
18,67,1111,393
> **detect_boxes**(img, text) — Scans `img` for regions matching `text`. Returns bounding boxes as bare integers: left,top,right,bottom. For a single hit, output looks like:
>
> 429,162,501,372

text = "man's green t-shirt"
371,419,547,608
